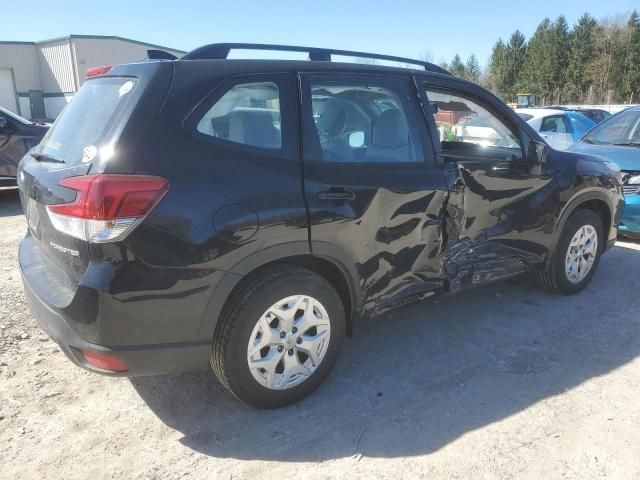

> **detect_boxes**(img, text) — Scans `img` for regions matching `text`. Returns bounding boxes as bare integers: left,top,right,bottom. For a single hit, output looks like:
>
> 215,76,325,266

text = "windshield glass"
582,109,640,145
0,106,34,125
37,77,138,164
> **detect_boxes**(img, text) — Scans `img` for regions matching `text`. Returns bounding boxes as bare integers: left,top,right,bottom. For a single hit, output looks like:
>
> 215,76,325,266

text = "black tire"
211,265,345,409
536,208,604,294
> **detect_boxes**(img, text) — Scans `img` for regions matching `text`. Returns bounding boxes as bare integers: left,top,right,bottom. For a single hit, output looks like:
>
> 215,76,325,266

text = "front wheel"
211,266,345,409
537,208,603,294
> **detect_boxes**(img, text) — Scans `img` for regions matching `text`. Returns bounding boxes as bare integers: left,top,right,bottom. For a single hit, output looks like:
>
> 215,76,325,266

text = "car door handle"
492,158,528,173
317,189,355,201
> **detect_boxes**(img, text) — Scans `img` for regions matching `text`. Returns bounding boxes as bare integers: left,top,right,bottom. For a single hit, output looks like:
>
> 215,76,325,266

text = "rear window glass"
569,114,595,137
37,77,138,165
196,82,281,149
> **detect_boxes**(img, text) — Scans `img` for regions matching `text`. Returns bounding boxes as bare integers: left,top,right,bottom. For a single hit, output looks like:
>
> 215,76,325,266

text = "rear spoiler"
146,49,178,61
86,49,179,78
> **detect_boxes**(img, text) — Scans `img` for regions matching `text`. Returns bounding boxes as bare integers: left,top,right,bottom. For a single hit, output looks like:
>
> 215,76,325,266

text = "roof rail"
181,43,450,75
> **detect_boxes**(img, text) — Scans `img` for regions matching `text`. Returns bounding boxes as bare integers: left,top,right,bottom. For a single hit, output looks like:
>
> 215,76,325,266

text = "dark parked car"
18,44,624,408
570,108,611,124
0,107,48,186
546,106,612,124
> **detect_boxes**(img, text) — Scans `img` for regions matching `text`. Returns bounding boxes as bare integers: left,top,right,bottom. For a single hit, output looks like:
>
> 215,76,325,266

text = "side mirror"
527,140,546,164
0,117,7,129
348,131,365,148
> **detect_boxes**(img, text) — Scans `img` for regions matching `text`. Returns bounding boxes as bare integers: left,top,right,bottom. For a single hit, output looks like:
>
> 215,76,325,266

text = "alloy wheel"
247,295,331,390
564,224,598,284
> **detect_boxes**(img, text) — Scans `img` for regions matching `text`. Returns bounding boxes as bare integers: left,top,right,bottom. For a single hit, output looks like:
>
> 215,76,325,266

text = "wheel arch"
553,189,613,254
197,242,362,341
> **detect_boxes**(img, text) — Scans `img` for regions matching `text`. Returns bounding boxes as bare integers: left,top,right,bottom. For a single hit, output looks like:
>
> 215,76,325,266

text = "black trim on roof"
182,43,450,75
146,49,178,60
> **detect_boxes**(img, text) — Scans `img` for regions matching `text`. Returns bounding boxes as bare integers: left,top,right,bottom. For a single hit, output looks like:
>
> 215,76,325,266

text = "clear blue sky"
3,0,638,66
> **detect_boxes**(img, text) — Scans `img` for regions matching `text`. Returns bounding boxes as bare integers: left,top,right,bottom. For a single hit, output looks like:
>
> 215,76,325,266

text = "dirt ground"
1,185,640,480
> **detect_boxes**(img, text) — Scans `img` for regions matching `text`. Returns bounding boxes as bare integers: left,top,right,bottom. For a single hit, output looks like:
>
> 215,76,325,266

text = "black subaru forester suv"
18,44,623,408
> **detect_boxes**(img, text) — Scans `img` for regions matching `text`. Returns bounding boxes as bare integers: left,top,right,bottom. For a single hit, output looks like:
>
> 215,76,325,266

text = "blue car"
573,106,640,239
516,108,597,150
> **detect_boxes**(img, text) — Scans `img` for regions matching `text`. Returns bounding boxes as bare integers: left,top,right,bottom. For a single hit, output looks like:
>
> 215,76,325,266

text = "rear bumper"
19,234,215,376
619,196,640,237
21,273,211,376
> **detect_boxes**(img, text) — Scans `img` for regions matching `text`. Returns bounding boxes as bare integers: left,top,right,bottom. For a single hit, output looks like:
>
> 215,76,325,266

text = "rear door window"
37,77,139,166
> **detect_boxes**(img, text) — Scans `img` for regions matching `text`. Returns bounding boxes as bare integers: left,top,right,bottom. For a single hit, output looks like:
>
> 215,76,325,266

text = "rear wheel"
211,266,345,408
537,209,603,294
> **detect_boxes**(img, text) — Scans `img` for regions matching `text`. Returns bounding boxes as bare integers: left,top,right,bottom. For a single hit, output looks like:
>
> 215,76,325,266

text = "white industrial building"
0,35,184,120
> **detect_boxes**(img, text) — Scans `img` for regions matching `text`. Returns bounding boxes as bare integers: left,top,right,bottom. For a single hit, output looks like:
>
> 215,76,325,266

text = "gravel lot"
1,185,640,479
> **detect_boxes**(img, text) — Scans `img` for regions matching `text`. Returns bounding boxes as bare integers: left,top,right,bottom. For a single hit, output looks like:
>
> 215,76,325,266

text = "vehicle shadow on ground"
0,188,22,217
132,243,640,461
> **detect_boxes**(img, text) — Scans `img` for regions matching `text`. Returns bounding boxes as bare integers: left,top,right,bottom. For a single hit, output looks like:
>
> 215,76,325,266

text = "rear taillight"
46,174,169,243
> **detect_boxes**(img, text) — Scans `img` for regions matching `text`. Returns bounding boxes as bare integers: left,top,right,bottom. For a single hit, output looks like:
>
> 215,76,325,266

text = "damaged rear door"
299,72,450,313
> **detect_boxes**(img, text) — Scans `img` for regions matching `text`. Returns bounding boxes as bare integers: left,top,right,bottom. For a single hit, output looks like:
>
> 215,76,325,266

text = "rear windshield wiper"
31,152,65,164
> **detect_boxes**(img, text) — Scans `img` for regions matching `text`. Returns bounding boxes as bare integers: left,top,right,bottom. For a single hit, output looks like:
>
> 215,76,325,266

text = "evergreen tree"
488,39,508,98
504,31,527,97
549,16,570,103
449,54,467,78
487,31,526,99
565,13,598,102
464,11,639,104
465,54,481,83
521,18,554,104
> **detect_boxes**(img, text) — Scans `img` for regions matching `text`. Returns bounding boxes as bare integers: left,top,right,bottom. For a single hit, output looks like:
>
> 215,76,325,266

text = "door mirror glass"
0,117,7,129
348,131,365,148
528,140,546,164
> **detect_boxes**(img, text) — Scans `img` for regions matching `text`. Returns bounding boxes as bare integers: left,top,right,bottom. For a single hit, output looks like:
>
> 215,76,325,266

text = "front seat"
367,109,411,162
316,100,353,162
228,110,280,148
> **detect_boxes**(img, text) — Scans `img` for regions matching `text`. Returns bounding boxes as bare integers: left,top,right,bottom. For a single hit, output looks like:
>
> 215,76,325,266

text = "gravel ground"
1,185,640,479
